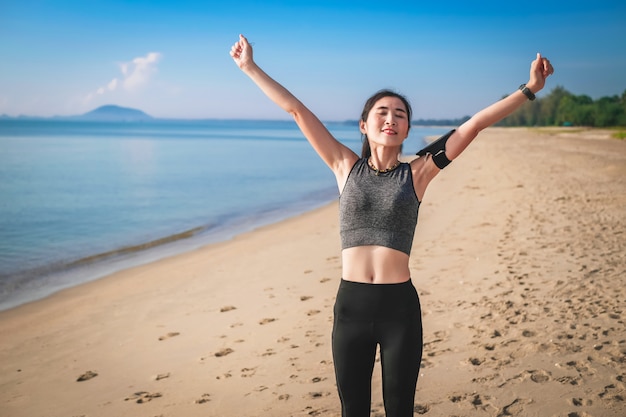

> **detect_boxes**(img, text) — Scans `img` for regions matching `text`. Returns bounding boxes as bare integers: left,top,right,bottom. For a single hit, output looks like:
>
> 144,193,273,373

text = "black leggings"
332,279,423,417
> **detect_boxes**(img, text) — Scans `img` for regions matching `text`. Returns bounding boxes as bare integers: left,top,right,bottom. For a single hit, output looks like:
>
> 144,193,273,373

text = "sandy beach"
1,127,624,417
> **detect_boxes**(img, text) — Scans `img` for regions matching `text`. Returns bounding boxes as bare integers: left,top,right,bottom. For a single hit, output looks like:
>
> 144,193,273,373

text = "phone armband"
416,129,455,169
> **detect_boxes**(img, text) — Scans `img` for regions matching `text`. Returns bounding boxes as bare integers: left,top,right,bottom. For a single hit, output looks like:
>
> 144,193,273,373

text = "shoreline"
0,187,339,312
1,127,625,417
0,124,451,312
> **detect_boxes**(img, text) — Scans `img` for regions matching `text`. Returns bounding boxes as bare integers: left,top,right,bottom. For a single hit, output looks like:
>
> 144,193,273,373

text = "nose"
385,114,396,125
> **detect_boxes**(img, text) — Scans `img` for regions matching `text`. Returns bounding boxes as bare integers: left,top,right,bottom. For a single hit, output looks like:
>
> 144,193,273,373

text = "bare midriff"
341,246,411,284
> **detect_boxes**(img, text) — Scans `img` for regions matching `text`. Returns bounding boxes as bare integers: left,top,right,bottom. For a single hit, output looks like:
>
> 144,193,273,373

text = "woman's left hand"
527,53,554,93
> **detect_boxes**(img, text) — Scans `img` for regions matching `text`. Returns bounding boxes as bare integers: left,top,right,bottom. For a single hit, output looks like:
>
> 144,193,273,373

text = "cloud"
85,52,162,103
107,78,118,91
121,52,162,91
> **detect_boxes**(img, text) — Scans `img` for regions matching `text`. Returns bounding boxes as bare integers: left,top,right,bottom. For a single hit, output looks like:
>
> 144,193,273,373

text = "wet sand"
0,127,624,417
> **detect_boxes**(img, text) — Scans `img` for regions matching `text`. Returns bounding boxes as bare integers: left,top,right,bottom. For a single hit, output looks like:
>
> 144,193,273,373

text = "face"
359,96,410,148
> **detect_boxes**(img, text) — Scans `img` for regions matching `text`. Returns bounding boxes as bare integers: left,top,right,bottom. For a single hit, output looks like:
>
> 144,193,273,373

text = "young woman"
230,34,554,417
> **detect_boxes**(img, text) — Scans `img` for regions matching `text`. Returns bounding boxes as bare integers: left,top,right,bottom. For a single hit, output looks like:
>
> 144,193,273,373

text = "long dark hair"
360,89,412,158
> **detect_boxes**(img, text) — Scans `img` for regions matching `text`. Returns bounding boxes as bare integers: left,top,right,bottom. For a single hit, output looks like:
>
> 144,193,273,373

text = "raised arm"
230,35,357,182
444,53,555,160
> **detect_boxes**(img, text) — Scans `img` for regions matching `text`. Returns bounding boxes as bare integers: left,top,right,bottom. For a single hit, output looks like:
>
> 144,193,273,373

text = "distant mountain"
76,105,153,122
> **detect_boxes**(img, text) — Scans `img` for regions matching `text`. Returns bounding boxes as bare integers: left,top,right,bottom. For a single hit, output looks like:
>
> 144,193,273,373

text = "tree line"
498,86,626,127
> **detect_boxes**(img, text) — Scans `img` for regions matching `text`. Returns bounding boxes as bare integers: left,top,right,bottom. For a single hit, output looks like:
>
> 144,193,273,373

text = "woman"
230,34,554,417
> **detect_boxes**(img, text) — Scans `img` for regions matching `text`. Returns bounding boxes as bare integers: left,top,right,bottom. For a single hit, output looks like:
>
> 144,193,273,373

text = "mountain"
76,105,153,122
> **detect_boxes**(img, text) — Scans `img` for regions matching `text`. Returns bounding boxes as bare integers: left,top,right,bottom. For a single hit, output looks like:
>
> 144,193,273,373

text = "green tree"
557,94,594,126
593,96,623,127
499,86,626,127
538,85,569,125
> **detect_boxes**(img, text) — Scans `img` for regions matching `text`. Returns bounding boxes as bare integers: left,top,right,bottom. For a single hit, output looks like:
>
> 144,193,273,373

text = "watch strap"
519,83,536,101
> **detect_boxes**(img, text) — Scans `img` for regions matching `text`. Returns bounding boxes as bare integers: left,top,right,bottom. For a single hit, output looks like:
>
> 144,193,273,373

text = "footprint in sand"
468,357,484,366
261,349,276,357
473,374,500,384
557,375,582,386
195,393,211,404
76,370,98,382
572,397,593,406
564,360,592,375
498,398,532,416
158,332,180,341
308,391,330,399
598,383,625,406
305,407,332,417
259,318,277,325
449,393,491,411
529,369,551,383
214,348,234,357
499,369,551,388
241,367,257,377
424,332,452,359
420,357,434,369
125,391,162,403
300,295,313,301
220,305,236,312
414,403,430,414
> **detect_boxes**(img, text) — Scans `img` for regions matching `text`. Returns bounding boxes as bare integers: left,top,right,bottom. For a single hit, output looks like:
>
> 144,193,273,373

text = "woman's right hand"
230,34,254,70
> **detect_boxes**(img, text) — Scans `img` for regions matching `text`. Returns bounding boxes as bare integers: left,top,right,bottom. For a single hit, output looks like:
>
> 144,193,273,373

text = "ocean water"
0,119,450,310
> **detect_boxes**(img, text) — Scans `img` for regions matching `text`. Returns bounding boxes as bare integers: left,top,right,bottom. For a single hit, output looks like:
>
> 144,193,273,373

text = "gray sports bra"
339,158,420,255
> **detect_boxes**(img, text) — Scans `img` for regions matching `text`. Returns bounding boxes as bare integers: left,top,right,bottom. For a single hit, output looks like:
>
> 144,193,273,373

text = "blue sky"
1,0,625,120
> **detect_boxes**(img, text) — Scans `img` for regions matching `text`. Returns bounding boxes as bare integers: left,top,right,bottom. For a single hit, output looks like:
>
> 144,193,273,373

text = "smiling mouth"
382,128,397,134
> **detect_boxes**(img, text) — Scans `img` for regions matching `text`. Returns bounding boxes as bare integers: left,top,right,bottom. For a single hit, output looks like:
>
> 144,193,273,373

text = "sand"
0,127,625,417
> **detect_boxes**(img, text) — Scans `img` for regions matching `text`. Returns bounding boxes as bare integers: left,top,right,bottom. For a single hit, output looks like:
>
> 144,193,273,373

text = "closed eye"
375,106,407,118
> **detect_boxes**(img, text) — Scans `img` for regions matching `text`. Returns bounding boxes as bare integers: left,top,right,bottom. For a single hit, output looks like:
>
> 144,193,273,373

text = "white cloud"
107,78,118,91
84,52,162,103
122,52,162,91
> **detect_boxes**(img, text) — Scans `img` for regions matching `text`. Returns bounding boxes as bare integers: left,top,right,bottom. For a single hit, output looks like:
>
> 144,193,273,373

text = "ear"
359,119,367,134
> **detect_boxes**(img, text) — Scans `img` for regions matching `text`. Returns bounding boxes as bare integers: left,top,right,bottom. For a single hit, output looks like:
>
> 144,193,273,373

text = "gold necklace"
368,158,401,176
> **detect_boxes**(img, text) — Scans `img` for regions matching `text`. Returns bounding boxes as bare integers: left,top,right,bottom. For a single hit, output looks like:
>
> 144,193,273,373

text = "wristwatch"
519,84,536,101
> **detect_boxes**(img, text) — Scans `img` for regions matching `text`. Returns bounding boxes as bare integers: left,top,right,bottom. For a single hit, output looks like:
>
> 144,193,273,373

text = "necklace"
368,158,401,176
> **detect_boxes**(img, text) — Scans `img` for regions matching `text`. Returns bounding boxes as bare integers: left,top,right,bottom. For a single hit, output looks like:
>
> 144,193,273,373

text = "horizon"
0,103,466,123
1,1,625,120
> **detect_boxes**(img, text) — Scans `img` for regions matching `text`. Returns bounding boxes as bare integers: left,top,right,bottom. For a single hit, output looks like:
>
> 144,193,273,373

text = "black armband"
416,129,455,169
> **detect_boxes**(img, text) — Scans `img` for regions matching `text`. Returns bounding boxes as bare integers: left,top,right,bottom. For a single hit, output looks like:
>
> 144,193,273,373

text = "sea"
0,119,451,311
